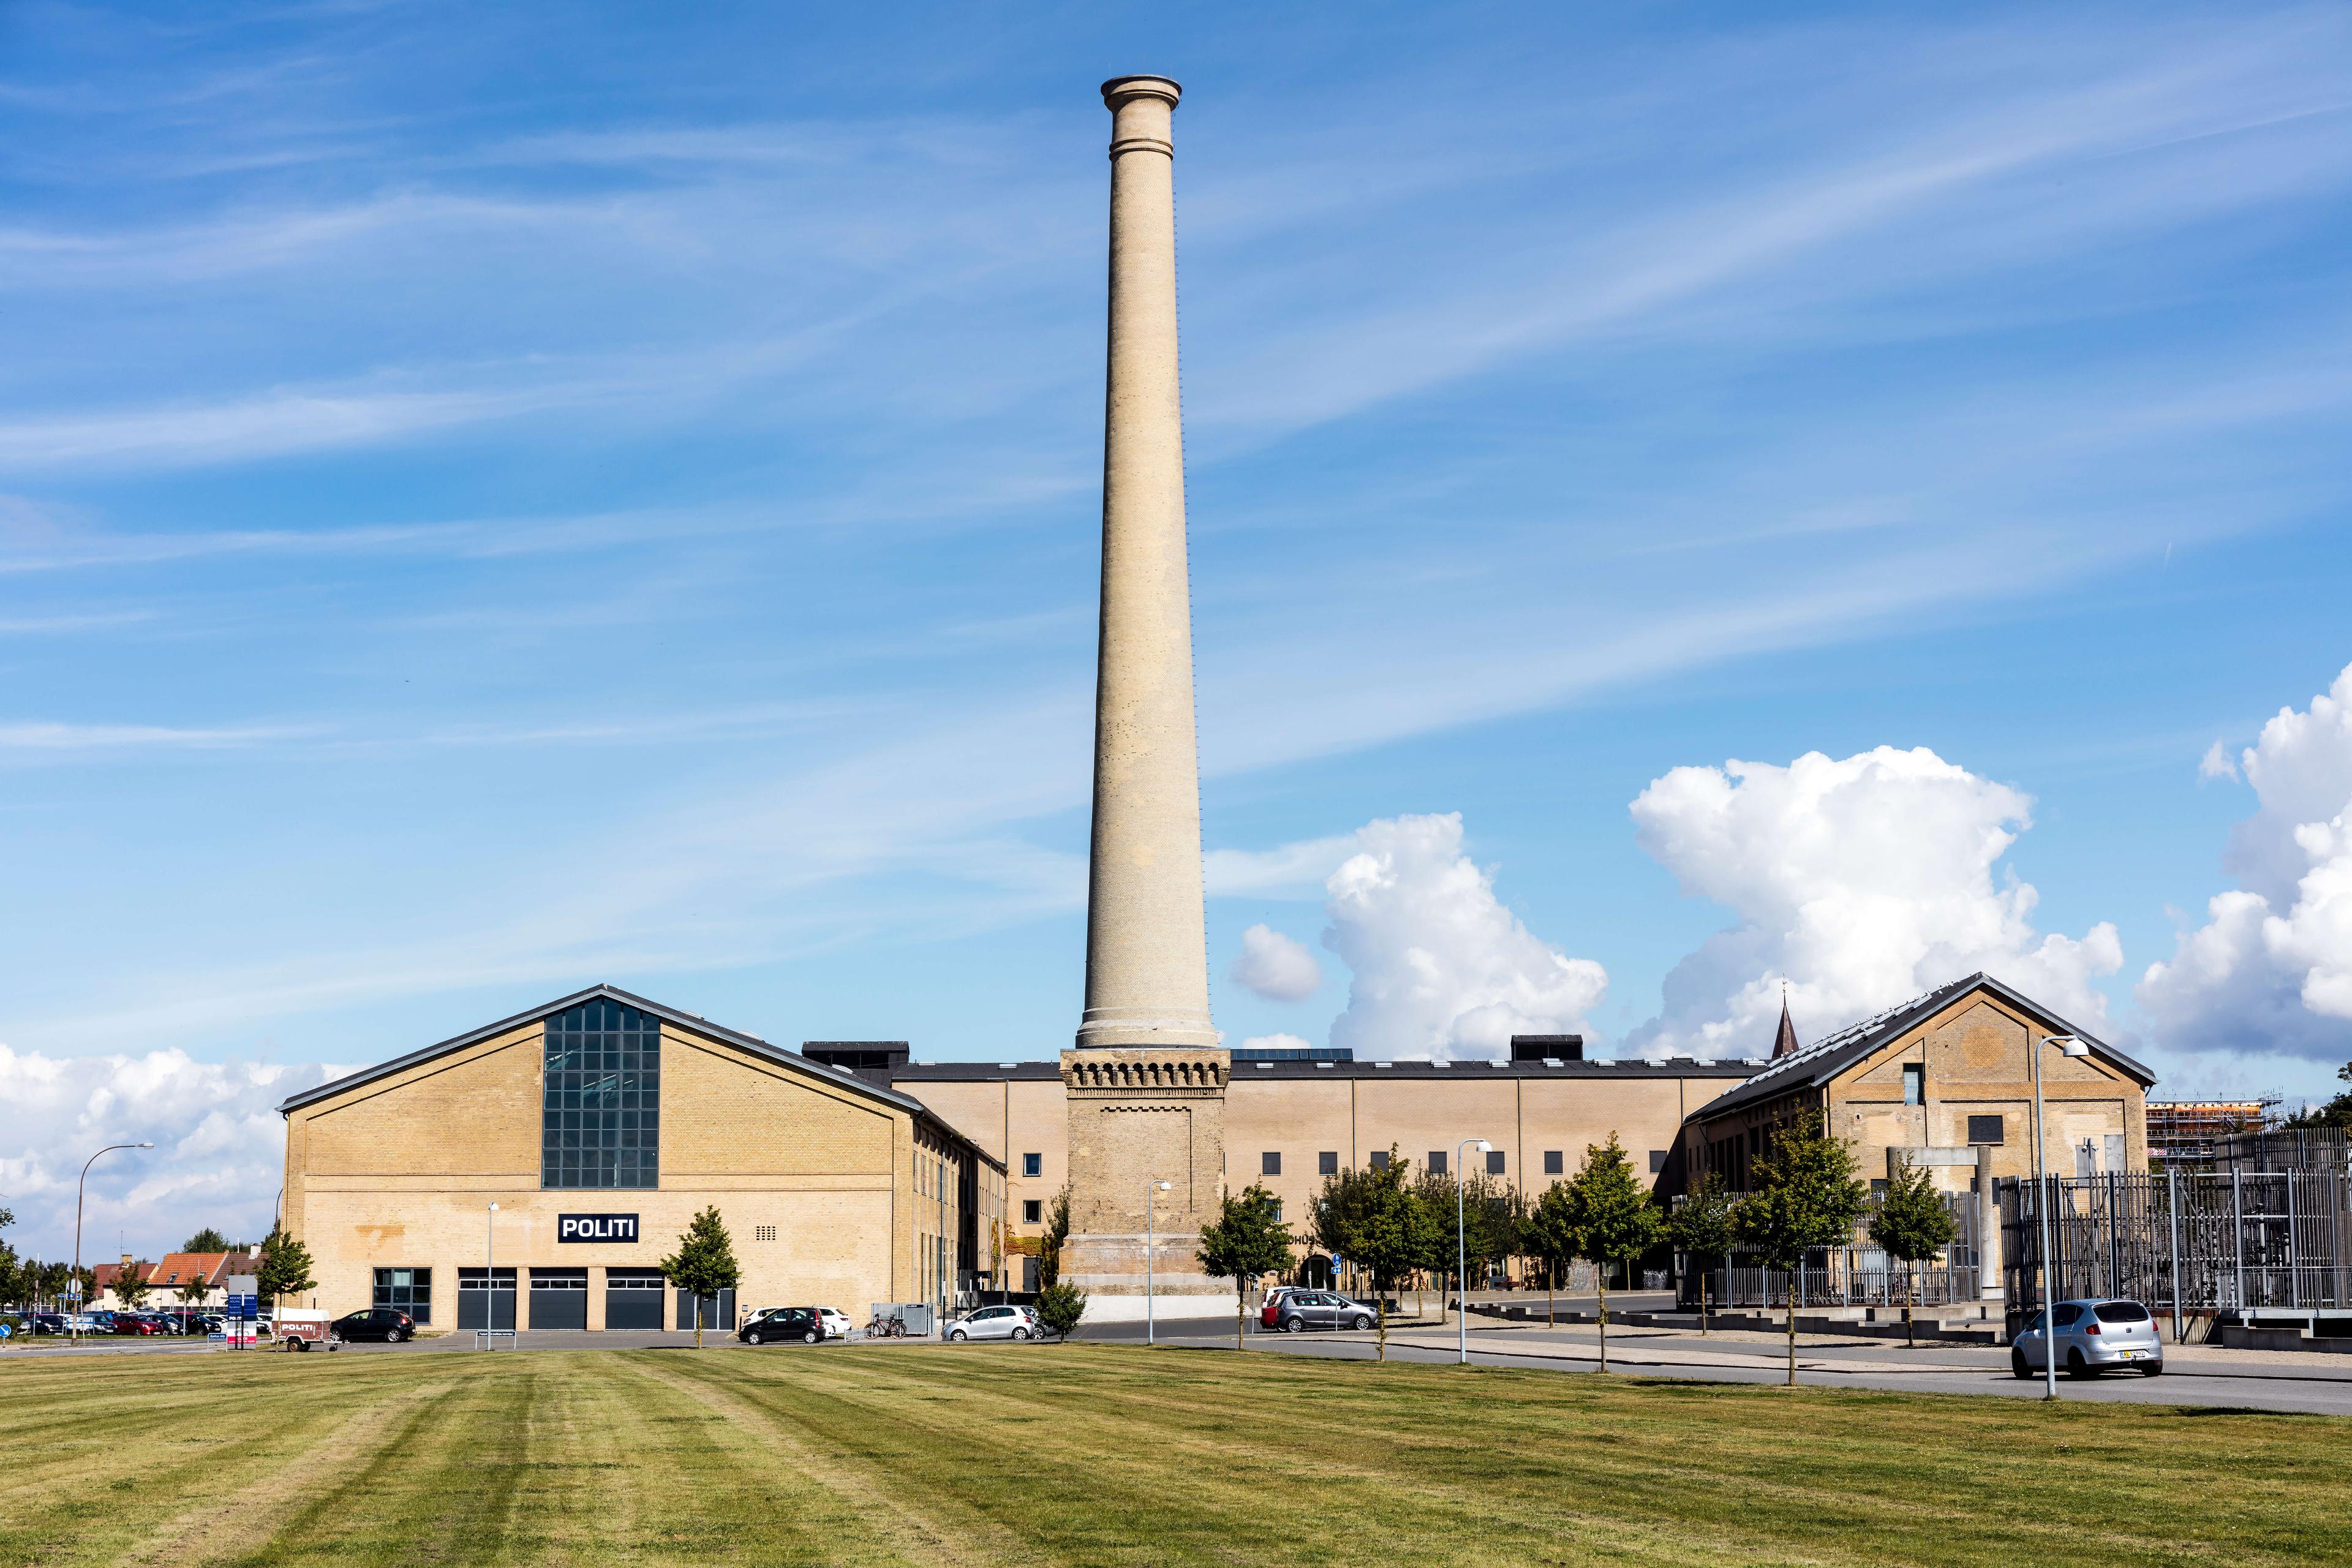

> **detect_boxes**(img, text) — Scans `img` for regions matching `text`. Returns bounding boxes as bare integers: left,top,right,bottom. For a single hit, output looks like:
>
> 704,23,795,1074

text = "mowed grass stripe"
7,1346,2351,1567
0,1354,461,1566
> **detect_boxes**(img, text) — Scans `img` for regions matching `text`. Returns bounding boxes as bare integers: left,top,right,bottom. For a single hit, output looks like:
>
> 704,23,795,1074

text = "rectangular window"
1022,1199,1042,1224
1902,1063,1925,1106
1267,1199,1284,1223
1427,1151,1447,1175
1967,1114,2005,1145
1544,1150,1564,1175
1261,1151,1282,1177
753,1225,777,1243
1368,1151,1390,1170
373,1267,431,1324
1485,1150,1506,1176
542,998,658,1190
1649,1150,1668,1174
1318,1151,1338,1175
1022,1153,1042,1178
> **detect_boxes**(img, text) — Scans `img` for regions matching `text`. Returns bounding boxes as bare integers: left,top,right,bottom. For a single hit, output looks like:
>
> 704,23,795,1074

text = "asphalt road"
20,1316,2352,1416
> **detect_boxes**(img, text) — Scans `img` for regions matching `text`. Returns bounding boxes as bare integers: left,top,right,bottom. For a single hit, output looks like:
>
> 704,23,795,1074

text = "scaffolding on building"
1997,1168,2352,1336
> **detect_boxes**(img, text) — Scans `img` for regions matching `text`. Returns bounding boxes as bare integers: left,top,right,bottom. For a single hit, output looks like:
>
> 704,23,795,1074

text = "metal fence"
1678,1193,1983,1311
1999,1170,2352,1324
2206,1128,2351,1175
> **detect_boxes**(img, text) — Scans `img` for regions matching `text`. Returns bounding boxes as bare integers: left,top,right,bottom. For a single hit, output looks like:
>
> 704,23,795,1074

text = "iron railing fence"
1999,1170,2352,1325
1676,1192,1983,1311
2204,1128,2352,1175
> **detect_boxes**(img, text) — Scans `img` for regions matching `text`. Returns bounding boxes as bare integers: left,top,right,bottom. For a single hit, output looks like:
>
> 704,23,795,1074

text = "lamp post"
2032,1034,2091,1400
486,1202,500,1337
1145,1178,1171,1345
1458,1139,1493,1365
71,1142,151,1343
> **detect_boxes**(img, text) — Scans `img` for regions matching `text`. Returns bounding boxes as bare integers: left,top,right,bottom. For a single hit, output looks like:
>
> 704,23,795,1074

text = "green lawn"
2,1344,2343,1567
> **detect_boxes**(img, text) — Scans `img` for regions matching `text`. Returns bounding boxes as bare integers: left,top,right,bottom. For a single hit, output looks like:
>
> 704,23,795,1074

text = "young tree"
114,1261,153,1311
1196,1183,1295,1351
1420,1168,1514,1329
1558,1136,1664,1373
1868,1155,1958,1348
1034,1281,1088,1341
658,1207,741,1349
177,1272,213,1311
1037,1183,1073,1289
256,1226,317,1314
1667,1174,1742,1335
1311,1148,1428,1362
1737,1112,1869,1387
182,1226,232,1254
1522,1183,1578,1327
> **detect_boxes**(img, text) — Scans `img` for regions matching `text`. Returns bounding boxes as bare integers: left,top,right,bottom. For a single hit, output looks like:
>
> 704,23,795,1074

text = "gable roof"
274,983,999,1166
1685,971,2154,1123
148,1252,233,1289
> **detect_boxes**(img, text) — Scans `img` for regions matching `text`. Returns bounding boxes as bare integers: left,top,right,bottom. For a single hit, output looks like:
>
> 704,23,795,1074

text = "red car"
113,1313,170,1335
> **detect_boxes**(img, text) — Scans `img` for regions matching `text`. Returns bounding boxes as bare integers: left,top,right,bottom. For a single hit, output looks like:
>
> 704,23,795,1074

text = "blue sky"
4,1,2352,1251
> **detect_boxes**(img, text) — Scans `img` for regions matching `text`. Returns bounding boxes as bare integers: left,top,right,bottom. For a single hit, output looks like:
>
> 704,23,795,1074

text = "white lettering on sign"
557,1213,640,1243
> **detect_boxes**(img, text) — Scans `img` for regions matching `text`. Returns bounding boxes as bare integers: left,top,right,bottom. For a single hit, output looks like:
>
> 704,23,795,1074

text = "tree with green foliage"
1419,1167,1515,1329
1868,1155,1959,1348
1521,1183,1578,1326
256,1226,316,1316
182,1227,232,1254
1034,1281,1088,1341
1310,1148,1430,1362
1036,1183,1073,1289
1196,1183,1294,1350
1668,1174,1742,1335
1557,1135,1664,1372
1738,1112,1870,1386
115,1260,153,1311
0,1207,20,1317
658,1207,741,1349
2283,1060,2352,1130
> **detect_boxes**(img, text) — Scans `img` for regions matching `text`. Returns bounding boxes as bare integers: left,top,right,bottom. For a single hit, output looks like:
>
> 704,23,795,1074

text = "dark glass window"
1902,1063,1925,1106
374,1267,431,1323
1318,1151,1339,1175
1486,1150,1507,1175
1648,1150,1668,1174
1544,1150,1564,1175
543,998,660,1189
1022,1153,1042,1178
1022,1200,1042,1224
1968,1114,2005,1144
1427,1150,1447,1175
1261,1151,1282,1177
1368,1151,1390,1170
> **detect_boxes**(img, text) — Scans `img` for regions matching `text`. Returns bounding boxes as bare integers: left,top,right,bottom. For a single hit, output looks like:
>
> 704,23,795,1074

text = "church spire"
1772,982,1800,1059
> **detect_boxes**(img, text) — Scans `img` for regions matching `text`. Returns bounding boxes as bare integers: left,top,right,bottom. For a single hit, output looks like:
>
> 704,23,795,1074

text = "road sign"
64,1280,83,1299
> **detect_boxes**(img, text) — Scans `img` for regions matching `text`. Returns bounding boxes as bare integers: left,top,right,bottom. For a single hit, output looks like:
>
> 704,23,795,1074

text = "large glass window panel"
541,1000,659,1189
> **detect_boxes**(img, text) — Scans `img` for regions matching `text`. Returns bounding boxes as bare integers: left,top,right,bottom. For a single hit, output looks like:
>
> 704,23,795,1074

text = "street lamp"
72,1142,152,1343
1458,1139,1493,1365
1145,1179,1172,1346
2032,1034,2091,1400
486,1203,501,1337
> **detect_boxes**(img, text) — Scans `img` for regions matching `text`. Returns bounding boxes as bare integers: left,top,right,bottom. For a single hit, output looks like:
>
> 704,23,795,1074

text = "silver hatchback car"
946,1305,1041,1342
2013,1298,2165,1379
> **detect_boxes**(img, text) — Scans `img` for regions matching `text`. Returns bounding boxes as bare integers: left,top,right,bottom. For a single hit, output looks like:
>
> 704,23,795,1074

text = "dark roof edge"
1684,972,2155,1123
274,984,1001,1169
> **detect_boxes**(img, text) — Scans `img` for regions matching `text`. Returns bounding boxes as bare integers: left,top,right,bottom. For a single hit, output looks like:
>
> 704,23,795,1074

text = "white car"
945,1305,1041,1342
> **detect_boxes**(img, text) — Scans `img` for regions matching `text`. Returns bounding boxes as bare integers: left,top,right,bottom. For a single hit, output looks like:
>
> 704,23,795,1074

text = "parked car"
26,1313,66,1335
2013,1298,2164,1379
112,1313,170,1336
329,1308,416,1344
944,1305,1041,1342
1269,1291,1378,1333
741,1306,838,1345
1259,1286,1306,1330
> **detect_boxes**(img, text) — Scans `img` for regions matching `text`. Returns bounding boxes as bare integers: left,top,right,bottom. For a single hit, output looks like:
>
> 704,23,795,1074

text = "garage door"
456,1268,516,1330
529,1268,587,1330
605,1268,665,1330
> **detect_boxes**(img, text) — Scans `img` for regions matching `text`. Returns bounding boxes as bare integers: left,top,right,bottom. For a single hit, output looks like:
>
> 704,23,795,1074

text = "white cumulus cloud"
0,1044,344,1261
1238,1033,1315,1054
2140,662,2352,1073
1229,924,1324,1001
1626,746,2122,1060
1322,813,1607,1061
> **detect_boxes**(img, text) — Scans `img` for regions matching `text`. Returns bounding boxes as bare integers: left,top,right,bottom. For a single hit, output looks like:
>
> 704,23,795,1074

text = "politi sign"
557,1213,640,1244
